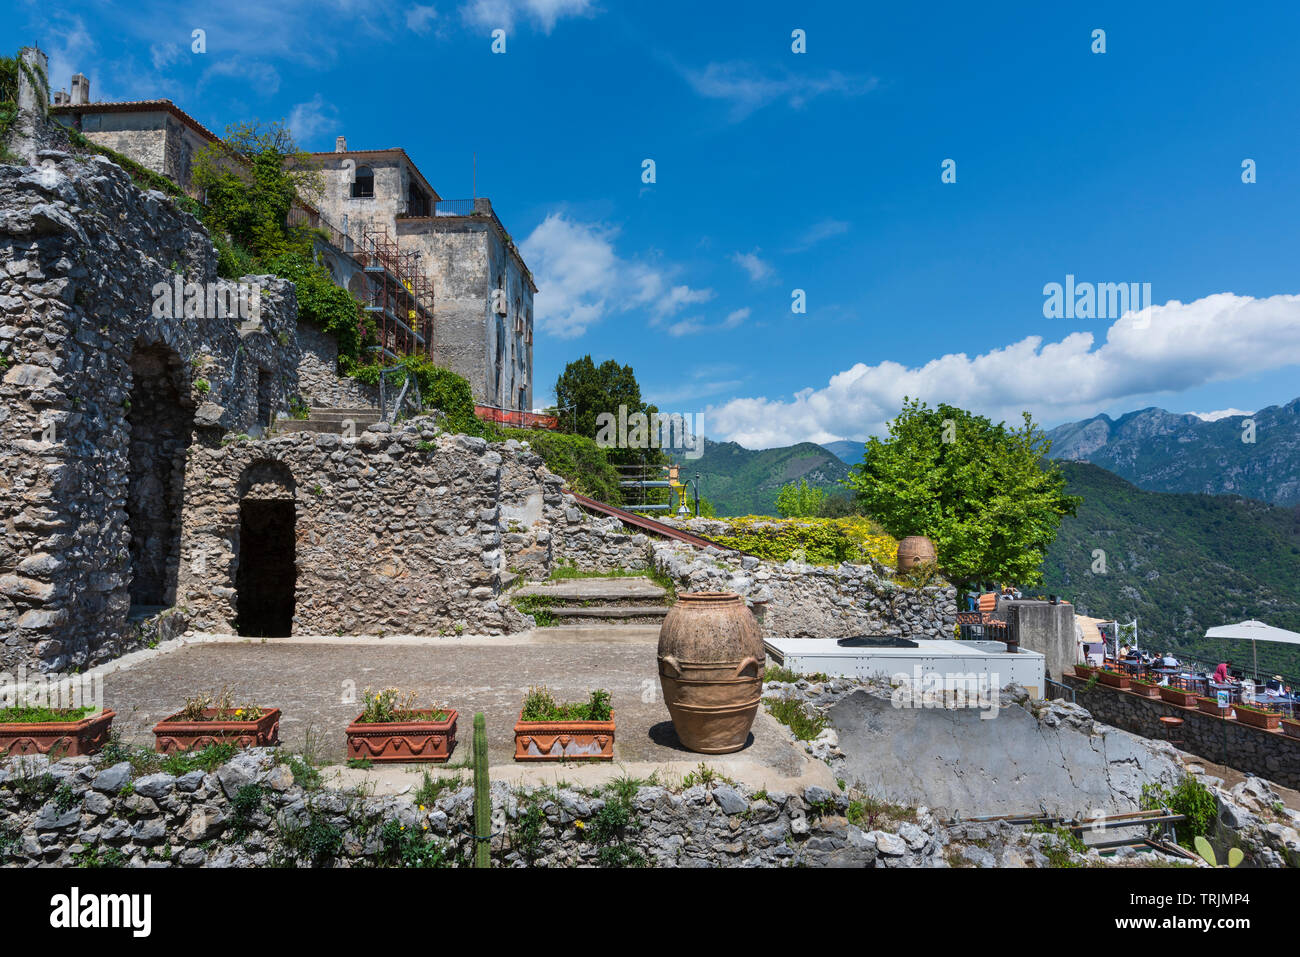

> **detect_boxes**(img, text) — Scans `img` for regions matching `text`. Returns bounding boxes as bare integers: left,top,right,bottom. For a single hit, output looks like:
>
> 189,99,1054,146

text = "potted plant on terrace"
1232,702,1281,732
514,687,614,761
152,687,280,753
1158,685,1198,707
1128,678,1161,699
0,703,116,757
1073,662,1096,680
345,688,458,763
1281,718,1300,740
1097,668,1130,690
1196,696,1230,718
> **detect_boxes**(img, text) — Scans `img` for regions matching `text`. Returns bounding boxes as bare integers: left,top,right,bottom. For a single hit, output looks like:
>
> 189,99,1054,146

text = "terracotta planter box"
1129,682,1161,699
1196,697,1229,718
1073,664,1095,680
0,710,115,757
1234,707,1281,731
153,707,281,753
1098,670,1129,690
1282,720,1300,740
1159,686,1198,707
514,711,615,761
346,710,458,763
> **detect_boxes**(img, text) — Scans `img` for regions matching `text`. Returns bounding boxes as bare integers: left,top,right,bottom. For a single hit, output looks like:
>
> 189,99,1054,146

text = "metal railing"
434,198,479,217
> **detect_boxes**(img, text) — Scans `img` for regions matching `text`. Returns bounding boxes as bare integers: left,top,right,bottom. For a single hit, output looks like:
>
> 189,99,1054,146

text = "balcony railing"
434,198,480,217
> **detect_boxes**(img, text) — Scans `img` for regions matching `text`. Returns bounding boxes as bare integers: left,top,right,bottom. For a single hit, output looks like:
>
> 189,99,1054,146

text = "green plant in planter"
520,687,611,722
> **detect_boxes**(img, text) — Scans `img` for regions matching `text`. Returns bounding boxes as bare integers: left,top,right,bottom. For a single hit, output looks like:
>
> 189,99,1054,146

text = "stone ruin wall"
180,423,545,637
0,149,300,673
293,319,378,411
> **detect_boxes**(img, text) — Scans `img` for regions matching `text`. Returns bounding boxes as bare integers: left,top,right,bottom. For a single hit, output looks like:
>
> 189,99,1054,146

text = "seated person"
1266,675,1283,694
1161,652,1179,668
1213,662,1229,684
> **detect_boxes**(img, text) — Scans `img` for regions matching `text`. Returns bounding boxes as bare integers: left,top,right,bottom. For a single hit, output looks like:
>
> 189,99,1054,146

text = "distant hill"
1046,397,1300,506
677,439,851,516
820,440,865,466
1040,461,1300,678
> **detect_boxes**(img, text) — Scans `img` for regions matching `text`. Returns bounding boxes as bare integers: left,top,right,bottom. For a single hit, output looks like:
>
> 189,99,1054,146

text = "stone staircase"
511,576,673,626
274,407,382,436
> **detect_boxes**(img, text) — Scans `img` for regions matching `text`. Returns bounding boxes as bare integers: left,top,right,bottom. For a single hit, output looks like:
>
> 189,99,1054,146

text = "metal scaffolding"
355,222,435,364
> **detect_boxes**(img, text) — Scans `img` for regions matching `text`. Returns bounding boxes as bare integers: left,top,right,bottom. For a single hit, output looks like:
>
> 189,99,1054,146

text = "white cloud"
460,0,595,33
706,292,1300,448
666,307,751,338
287,94,340,145
199,57,281,95
730,249,773,282
1188,408,1253,421
676,60,878,119
520,212,713,339
789,218,849,251
406,4,439,32
149,41,182,71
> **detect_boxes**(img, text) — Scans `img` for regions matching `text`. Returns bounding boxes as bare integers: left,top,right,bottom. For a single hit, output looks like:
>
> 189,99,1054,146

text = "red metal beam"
566,491,747,553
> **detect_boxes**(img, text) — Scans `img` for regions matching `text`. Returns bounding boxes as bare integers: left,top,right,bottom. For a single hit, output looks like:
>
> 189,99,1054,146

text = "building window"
351,165,374,198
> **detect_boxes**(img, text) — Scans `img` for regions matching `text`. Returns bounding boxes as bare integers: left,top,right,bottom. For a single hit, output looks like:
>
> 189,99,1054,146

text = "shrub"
706,515,898,567
499,429,621,503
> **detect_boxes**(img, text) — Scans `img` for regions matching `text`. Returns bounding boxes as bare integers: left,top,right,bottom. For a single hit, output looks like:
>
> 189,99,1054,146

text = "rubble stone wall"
0,150,299,672
1063,675,1300,791
179,423,540,636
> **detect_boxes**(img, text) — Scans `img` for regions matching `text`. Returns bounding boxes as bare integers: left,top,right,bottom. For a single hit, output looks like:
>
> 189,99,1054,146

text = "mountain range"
1040,461,1300,678
679,439,851,516
1045,397,1300,506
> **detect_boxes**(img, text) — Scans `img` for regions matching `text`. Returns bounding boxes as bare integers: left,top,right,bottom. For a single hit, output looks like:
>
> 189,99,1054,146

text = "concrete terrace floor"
91,626,835,797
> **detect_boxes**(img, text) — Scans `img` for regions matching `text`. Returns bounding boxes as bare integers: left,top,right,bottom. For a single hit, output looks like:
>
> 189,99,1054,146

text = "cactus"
473,711,490,868
1193,835,1243,868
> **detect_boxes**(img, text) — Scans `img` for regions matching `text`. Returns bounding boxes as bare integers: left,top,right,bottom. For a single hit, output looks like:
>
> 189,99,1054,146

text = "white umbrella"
1203,620,1300,680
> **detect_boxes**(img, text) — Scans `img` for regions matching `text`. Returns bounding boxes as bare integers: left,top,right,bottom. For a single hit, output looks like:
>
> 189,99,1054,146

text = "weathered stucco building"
311,138,536,412
50,74,537,414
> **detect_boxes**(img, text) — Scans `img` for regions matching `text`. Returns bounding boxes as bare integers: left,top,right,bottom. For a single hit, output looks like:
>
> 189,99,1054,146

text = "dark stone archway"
235,461,297,637
126,344,194,610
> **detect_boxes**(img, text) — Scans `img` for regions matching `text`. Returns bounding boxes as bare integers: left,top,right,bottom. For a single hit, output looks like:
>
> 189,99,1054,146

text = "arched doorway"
126,344,194,612
235,461,297,636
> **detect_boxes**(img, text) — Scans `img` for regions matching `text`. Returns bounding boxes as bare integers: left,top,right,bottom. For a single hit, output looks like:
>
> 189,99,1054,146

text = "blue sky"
12,0,1300,447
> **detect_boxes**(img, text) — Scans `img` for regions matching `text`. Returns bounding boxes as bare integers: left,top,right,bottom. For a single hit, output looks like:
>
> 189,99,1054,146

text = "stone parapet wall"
1063,674,1300,791
180,422,536,636
650,542,957,640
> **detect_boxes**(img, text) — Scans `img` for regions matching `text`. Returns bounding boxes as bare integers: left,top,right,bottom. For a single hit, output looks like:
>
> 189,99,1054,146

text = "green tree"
553,354,666,471
775,479,826,518
843,398,1080,591
191,121,322,263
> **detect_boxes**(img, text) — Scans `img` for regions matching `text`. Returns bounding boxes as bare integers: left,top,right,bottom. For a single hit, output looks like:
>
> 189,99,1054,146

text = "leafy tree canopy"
192,121,322,263
776,479,826,518
843,398,1081,591
553,354,666,469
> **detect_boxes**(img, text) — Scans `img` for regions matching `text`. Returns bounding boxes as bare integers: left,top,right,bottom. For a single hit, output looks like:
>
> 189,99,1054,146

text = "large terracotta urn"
896,535,937,572
658,592,765,754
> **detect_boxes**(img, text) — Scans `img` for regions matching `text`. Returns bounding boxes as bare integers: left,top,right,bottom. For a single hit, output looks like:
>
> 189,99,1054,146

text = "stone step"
546,605,670,620
513,577,668,603
305,408,382,420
